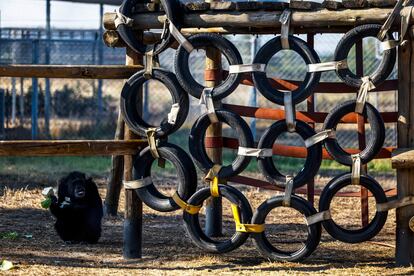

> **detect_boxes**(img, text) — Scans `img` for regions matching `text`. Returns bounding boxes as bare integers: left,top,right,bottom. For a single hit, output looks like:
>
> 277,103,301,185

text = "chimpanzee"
49,172,103,243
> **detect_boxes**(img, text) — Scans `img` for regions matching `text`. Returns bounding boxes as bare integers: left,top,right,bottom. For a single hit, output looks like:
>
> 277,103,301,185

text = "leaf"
41,197,52,209
0,260,14,271
0,232,18,240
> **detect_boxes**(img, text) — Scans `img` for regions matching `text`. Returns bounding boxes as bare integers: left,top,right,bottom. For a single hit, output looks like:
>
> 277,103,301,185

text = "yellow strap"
231,204,265,233
172,192,201,215
204,164,222,182
210,177,220,197
145,128,160,159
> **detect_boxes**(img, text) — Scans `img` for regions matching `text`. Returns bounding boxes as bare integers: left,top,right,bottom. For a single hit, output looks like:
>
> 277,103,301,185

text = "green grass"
0,154,393,182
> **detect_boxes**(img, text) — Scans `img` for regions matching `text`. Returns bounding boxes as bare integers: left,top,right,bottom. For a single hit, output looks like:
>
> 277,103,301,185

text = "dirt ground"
0,174,413,276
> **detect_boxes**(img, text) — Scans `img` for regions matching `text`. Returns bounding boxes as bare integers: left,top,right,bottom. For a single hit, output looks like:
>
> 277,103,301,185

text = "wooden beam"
0,65,142,79
0,140,146,156
395,26,414,266
123,47,143,260
392,149,414,169
103,8,399,31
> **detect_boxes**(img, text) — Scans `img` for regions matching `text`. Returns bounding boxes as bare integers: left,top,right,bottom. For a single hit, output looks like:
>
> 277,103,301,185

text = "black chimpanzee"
49,171,103,243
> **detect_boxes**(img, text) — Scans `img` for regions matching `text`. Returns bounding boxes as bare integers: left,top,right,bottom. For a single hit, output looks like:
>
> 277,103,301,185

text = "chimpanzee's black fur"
49,172,103,243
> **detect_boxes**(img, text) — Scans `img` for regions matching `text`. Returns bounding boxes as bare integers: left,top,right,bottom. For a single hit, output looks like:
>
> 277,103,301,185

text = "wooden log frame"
103,8,411,34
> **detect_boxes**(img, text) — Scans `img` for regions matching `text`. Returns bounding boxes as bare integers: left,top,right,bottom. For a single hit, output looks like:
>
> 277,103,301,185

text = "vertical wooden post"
123,47,143,259
205,47,223,237
307,33,315,206
0,89,5,139
355,40,369,227
104,110,125,217
395,27,414,266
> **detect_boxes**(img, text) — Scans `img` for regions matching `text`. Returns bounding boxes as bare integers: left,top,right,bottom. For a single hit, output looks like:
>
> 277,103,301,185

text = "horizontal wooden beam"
392,148,414,169
0,65,142,79
103,8,400,32
0,140,147,156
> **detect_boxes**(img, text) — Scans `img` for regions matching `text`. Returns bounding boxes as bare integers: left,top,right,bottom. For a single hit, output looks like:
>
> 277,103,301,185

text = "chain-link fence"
0,28,397,150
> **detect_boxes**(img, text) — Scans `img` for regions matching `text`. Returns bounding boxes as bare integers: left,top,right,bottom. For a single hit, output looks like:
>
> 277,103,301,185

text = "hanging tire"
251,195,322,262
334,24,396,88
189,110,254,179
117,0,181,55
322,100,385,166
120,69,189,138
319,173,388,243
133,143,198,212
183,184,253,253
252,35,321,105
257,120,322,189
174,33,243,100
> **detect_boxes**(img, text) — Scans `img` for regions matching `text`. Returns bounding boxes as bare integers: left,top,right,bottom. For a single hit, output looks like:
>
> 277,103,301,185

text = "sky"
0,0,118,29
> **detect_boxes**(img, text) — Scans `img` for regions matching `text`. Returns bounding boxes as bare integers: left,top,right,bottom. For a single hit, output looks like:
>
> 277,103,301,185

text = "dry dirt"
1,176,413,276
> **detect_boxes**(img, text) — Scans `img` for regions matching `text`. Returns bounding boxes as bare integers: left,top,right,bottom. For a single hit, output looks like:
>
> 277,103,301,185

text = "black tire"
251,195,322,262
174,33,243,100
257,120,322,189
334,24,396,87
189,110,254,178
183,184,252,253
323,100,385,166
252,35,321,105
117,0,181,55
319,173,388,243
133,143,198,212
120,69,189,138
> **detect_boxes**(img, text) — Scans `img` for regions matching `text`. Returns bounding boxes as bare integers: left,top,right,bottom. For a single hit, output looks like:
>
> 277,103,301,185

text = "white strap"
284,91,296,132
307,60,348,72
168,20,194,53
355,76,375,114
42,187,56,197
377,0,406,41
304,129,336,148
229,64,266,74
200,88,218,123
377,196,414,212
380,6,413,50
279,9,292,50
123,177,153,190
237,147,273,157
351,154,361,185
167,103,180,124
114,10,134,28
306,210,331,225
282,175,294,207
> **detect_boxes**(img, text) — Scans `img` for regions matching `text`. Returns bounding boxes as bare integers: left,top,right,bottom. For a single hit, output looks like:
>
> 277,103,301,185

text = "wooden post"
0,89,5,139
355,39,369,227
205,47,223,237
104,110,125,216
123,47,143,259
395,27,414,266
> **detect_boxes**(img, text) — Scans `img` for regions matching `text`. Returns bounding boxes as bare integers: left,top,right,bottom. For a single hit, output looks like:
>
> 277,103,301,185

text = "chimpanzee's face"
72,179,86,199
58,172,92,203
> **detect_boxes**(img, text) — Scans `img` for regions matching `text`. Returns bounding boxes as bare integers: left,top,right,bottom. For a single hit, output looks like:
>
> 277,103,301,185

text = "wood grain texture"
392,149,414,169
0,65,142,79
103,8,398,31
0,140,146,156
396,26,414,267
123,47,143,259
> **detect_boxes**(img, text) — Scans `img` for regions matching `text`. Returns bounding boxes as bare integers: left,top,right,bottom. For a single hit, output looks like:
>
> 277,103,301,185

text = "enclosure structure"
1,0,414,266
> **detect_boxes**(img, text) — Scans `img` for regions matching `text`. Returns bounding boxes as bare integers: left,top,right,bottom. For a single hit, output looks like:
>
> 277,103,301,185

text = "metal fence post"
31,40,39,139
